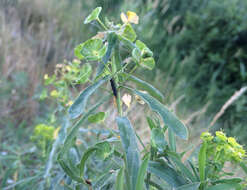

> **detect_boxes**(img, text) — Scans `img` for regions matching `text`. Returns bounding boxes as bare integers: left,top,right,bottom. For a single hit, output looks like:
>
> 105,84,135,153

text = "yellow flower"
65,65,71,72
216,131,227,142
53,127,60,139
66,100,73,107
200,132,213,142
228,137,241,148
44,74,49,80
121,11,139,24
50,90,59,98
122,93,132,108
72,59,81,64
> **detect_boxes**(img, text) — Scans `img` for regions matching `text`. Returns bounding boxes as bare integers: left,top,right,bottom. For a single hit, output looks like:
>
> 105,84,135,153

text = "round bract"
84,7,102,24
74,39,107,61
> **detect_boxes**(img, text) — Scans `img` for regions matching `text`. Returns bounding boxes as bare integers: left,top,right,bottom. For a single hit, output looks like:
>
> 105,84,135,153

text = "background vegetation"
1,0,247,189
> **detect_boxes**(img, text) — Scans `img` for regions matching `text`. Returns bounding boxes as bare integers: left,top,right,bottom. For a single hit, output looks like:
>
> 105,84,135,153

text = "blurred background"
1,0,247,188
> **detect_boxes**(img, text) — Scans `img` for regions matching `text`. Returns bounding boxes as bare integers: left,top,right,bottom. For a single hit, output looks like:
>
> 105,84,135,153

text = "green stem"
129,64,138,74
112,50,123,116
135,130,146,150
116,89,123,116
97,18,107,30
146,146,155,189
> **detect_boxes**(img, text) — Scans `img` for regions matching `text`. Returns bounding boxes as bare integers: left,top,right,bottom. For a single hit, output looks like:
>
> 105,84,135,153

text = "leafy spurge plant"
37,7,247,190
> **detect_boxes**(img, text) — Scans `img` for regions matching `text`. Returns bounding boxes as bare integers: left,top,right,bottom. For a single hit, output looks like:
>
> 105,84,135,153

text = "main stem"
112,48,123,117
116,88,123,116
146,147,155,189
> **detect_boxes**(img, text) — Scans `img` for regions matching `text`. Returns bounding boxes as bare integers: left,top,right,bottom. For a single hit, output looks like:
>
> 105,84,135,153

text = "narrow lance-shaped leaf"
116,116,140,190
116,167,124,190
131,89,188,140
96,32,117,79
151,128,167,152
240,162,247,175
58,159,83,183
58,96,110,160
168,128,176,152
146,116,156,130
175,182,201,190
199,142,207,185
205,183,242,190
93,172,115,190
124,73,164,102
102,32,117,64
136,154,150,190
79,147,98,178
148,161,187,188
68,76,109,119
44,115,70,178
166,152,196,183
213,178,242,184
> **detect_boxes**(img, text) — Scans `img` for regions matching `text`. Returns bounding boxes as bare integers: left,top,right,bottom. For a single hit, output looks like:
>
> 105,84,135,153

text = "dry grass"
0,0,93,125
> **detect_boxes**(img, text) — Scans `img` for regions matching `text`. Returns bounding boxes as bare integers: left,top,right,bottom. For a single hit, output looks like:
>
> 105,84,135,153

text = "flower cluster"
42,59,91,107
32,124,55,142
200,131,246,163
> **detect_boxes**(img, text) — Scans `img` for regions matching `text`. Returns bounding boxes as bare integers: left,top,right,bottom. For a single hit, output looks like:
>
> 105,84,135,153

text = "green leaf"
122,24,136,42
84,7,102,24
146,116,156,130
132,48,141,62
136,154,150,190
118,34,136,50
67,148,80,175
140,57,155,70
198,142,207,183
126,74,164,102
74,39,107,61
79,141,115,180
132,89,188,140
3,174,42,190
68,76,109,119
93,172,115,190
58,159,83,183
148,161,187,187
39,88,48,100
151,128,167,151
116,167,124,190
136,40,153,57
116,116,140,190
94,141,113,160
205,183,241,190
77,63,92,84
74,44,84,60
240,162,247,175
88,112,106,123
102,32,117,64
167,152,196,182
168,128,176,152
188,160,200,182
79,147,97,178
58,96,110,160
176,182,200,190
213,178,242,184
96,32,117,79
